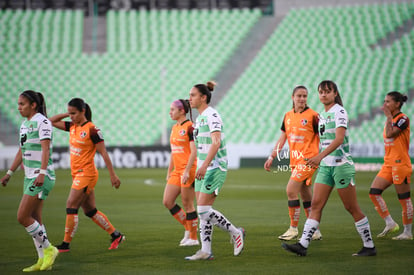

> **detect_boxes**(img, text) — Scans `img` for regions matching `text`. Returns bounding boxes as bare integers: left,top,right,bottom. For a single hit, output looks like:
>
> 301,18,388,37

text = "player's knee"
163,197,175,209
197,205,212,221
85,208,97,218
369,188,383,195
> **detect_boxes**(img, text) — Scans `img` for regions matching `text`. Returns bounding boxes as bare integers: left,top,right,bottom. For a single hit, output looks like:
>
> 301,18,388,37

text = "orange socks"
63,208,79,243
399,197,413,225
369,190,390,219
170,204,186,226
91,210,116,234
288,200,300,228
187,211,198,240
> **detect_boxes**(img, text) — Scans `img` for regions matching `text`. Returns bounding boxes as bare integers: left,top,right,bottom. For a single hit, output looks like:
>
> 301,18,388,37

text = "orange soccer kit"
167,120,198,241
62,121,116,244
280,107,320,227
370,113,413,227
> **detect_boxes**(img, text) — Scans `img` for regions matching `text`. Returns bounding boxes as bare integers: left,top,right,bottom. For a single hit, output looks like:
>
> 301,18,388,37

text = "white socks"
355,216,374,248
26,221,50,257
299,219,319,248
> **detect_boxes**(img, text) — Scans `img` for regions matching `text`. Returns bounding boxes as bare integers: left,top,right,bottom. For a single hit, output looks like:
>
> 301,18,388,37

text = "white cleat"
377,222,399,238
180,239,200,246
312,229,323,241
278,227,298,241
231,227,245,256
179,231,190,246
185,250,214,260
392,232,413,240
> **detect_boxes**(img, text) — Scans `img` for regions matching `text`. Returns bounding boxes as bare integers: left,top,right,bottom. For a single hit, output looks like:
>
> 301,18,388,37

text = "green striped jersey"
194,106,228,171
20,113,55,179
318,104,353,166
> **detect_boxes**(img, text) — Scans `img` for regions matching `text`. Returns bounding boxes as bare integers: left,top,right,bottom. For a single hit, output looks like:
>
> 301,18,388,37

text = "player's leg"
163,177,187,227
278,177,302,241
82,190,125,249
392,169,413,240
282,167,333,256
369,167,398,238
335,165,375,256
300,181,322,240
18,194,54,271
181,181,198,246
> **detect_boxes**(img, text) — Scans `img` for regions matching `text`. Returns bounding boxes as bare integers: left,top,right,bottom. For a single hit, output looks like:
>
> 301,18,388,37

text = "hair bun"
402,95,408,102
206,81,216,92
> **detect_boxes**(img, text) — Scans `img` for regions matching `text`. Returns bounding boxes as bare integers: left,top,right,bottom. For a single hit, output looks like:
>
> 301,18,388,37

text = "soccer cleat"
180,239,200,247
109,234,126,250
231,227,245,256
278,227,298,241
23,258,51,272
281,242,307,256
392,232,413,240
56,242,70,253
352,246,377,256
185,250,214,261
312,229,323,241
40,245,59,271
179,231,190,246
377,222,399,238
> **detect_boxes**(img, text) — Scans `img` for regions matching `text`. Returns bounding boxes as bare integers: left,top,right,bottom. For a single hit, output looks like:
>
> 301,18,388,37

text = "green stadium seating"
216,2,414,144
0,8,261,146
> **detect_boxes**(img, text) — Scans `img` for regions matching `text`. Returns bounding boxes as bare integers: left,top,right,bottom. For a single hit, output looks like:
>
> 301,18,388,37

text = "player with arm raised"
49,98,124,253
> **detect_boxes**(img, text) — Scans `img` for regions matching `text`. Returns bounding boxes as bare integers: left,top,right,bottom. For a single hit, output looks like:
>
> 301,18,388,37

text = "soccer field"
0,168,413,274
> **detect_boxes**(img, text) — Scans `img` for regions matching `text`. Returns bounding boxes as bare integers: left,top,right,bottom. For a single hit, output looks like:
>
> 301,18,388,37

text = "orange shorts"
72,172,98,194
377,165,412,185
167,168,196,188
290,164,317,186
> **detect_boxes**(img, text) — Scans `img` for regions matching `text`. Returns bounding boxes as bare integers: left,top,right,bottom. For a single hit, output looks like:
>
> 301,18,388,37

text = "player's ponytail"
68,98,92,121
20,90,48,117
387,91,408,109
318,80,343,107
194,81,216,104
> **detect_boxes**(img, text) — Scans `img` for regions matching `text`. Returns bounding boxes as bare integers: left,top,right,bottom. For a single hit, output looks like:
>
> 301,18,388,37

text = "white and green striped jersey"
20,113,55,179
318,104,353,166
194,106,228,171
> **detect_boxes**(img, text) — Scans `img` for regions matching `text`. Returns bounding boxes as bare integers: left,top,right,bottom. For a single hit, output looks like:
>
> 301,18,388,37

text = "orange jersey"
65,121,104,176
281,107,319,166
383,112,411,166
170,120,197,172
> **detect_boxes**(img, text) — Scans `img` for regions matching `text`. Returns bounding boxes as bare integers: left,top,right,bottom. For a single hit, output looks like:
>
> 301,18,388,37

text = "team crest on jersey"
179,129,186,136
301,119,308,126
80,131,87,138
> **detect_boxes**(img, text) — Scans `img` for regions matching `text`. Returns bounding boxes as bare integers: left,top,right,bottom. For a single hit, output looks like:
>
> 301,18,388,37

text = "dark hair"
387,91,408,109
317,80,343,106
194,81,216,104
68,98,92,121
178,99,193,122
20,90,47,117
292,85,308,109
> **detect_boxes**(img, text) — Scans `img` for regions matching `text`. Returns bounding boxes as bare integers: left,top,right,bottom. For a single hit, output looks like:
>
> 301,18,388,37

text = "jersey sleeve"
38,118,53,140
208,112,223,133
312,114,319,134
335,108,348,129
394,116,409,130
64,121,72,132
188,125,194,141
90,126,104,144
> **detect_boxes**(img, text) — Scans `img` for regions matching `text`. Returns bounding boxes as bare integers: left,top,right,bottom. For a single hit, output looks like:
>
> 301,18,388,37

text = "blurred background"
0,0,413,170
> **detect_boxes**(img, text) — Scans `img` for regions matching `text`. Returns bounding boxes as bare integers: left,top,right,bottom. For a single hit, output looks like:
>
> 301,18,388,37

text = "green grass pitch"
0,168,413,274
